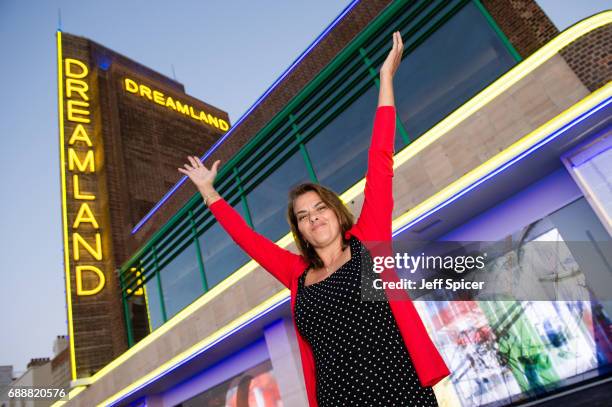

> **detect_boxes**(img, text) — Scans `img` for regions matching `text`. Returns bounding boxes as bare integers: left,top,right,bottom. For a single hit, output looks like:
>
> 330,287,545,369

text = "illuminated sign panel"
57,31,230,382
123,78,230,131
57,36,117,381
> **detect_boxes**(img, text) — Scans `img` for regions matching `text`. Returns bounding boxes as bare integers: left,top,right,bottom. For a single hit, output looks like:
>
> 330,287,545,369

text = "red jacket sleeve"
347,105,395,242
208,198,306,288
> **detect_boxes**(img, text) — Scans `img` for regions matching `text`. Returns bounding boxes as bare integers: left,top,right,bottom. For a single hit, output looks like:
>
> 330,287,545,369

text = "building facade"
54,0,611,406
55,32,230,384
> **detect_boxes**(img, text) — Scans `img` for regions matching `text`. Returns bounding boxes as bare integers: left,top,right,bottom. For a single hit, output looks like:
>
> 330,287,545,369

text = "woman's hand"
380,31,404,81
378,31,403,107
178,156,221,198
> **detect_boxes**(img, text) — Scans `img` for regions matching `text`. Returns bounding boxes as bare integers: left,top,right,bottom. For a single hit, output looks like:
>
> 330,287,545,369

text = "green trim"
190,210,208,292
233,167,254,227
358,47,411,145
473,0,522,62
153,246,168,323
357,47,379,79
122,283,134,347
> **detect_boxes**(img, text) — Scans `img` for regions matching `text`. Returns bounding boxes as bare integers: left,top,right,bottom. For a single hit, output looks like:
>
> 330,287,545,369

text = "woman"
179,31,449,406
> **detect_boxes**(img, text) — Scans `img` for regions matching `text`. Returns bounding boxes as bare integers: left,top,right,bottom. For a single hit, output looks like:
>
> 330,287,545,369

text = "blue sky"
0,0,609,376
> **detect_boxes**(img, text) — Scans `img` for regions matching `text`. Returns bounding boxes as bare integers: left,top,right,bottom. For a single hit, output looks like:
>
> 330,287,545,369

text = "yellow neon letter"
66,78,89,101
124,78,138,93
153,90,165,106
72,233,102,261
219,119,229,131
206,113,219,129
76,265,106,296
65,58,88,79
68,148,95,173
139,85,152,100
165,96,176,110
72,174,95,200
67,100,91,123
198,111,209,124
176,101,189,115
68,124,93,146
72,202,100,229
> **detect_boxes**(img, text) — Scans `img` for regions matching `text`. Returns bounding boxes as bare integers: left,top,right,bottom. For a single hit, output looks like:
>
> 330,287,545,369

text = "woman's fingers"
211,159,221,174
187,155,201,169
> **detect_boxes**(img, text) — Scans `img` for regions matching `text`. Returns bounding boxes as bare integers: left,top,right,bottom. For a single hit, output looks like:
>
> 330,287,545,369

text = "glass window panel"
414,197,612,406
200,202,250,288
305,85,379,194
394,3,516,143
159,242,203,319
144,276,164,330
246,152,311,241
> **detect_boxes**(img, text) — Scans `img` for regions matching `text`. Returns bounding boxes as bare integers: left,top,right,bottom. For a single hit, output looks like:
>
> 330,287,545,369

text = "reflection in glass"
305,85,379,194
393,3,515,143
412,198,612,406
159,242,203,320
200,203,250,289
145,276,164,330
246,152,310,242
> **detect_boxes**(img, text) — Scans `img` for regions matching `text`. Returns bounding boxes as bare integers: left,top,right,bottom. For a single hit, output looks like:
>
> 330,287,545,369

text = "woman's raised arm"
179,157,305,289
350,32,403,243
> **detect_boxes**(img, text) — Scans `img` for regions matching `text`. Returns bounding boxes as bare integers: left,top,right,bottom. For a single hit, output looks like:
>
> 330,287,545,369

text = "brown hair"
286,182,354,269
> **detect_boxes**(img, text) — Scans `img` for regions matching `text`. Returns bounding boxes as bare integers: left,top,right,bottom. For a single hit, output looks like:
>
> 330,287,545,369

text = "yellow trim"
66,11,611,405
56,30,78,382
142,272,153,333
98,290,288,406
394,82,612,231
49,385,87,407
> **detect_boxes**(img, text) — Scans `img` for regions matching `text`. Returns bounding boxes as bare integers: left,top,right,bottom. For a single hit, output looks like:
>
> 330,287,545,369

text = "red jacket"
209,105,450,406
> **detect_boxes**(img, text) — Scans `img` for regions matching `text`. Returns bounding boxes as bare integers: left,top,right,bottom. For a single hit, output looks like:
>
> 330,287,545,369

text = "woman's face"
293,191,341,249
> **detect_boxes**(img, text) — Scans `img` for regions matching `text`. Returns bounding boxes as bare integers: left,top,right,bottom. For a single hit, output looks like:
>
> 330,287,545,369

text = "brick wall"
480,0,559,58
560,23,612,92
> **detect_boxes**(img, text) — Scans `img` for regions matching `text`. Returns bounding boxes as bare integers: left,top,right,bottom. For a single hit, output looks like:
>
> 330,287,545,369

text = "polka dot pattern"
295,237,439,406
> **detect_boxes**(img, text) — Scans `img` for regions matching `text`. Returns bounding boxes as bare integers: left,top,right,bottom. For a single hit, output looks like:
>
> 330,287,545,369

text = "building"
50,336,71,391
55,31,230,384
53,0,611,406
4,359,53,407
1,366,14,407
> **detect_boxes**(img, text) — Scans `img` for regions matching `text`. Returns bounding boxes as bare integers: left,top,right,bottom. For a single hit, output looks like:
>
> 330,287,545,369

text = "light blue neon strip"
106,296,290,406
392,97,611,237
131,0,362,234
112,98,610,406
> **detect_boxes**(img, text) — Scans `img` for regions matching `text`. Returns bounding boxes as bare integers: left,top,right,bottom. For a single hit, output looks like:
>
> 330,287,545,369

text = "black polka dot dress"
295,237,439,407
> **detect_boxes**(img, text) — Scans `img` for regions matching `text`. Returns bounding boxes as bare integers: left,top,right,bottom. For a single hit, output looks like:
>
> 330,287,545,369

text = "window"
199,203,250,288
305,85,379,194
393,3,516,143
159,242,203,319
246,152,311,241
